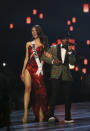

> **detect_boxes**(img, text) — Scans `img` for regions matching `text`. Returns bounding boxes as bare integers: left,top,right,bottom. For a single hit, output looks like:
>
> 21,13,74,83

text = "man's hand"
53,59,62,65
68,45,73,51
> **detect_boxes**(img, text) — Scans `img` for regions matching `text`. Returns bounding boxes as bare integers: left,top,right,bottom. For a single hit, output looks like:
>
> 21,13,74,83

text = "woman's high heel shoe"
22,110,29,123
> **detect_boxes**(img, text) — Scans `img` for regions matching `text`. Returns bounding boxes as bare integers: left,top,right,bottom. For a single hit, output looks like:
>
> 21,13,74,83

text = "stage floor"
1,102,90,131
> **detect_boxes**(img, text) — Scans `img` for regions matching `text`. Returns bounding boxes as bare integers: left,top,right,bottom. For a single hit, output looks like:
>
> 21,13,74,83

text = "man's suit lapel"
57,44,62,61
64,48,69,64
57,44,69,64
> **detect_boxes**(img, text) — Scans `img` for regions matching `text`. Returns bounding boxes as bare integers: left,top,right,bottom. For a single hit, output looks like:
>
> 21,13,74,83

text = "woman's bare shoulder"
26,41,32,48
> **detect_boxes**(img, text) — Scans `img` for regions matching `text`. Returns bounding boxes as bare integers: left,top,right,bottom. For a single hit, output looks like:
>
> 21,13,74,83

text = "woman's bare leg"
22,69,31,123
39,107,44,122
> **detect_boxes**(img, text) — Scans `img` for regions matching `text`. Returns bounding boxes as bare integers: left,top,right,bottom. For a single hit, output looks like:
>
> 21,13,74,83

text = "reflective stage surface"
1,102,90,131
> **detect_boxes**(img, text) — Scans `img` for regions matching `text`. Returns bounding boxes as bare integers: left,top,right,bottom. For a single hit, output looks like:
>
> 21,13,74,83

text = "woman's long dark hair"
32,25,48,51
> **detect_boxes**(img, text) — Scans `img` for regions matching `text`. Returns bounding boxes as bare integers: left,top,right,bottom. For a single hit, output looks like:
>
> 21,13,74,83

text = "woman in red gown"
21,25,50,123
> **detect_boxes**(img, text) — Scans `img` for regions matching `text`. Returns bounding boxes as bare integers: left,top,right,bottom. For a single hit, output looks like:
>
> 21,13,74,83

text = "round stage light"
82,68,87,74
39,13,44,19
86,40,90,45
84,59,88,65
72,17,76,23
33,9,37,15
9,24,14,29
57,39,61,44
75,66,79,72
67,20,71,26
2,62,6,67
83,3,89,13
69,26,74,31
26,17,31,24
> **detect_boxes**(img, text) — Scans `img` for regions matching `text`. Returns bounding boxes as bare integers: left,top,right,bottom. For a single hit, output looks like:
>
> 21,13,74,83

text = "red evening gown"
26,45,49,120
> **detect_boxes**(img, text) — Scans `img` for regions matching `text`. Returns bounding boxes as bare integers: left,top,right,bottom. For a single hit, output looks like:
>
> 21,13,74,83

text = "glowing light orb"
67,20,71,25
57,39,61,44
86,40,90,45
75,66,79,72
84,59,88,65
82,68,87,74
69,26,74,31
9,24,14,29
39,13,44,19
72,17,76,23
33,9,37,15
83,3,89,13
26,17,31,24
2,62,6,67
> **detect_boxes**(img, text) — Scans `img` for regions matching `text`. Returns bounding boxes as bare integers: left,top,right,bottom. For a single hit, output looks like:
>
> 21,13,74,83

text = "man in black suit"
42,31,76,123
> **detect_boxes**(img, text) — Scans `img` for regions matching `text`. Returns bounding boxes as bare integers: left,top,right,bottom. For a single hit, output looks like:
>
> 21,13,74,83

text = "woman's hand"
20,72,25,83
44,52,52,59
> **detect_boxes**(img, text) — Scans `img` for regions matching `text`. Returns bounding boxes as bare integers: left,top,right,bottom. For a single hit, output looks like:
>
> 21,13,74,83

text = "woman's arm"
41,47,61,65
41,48,53,64
21,42,30,81
44,52,52,59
